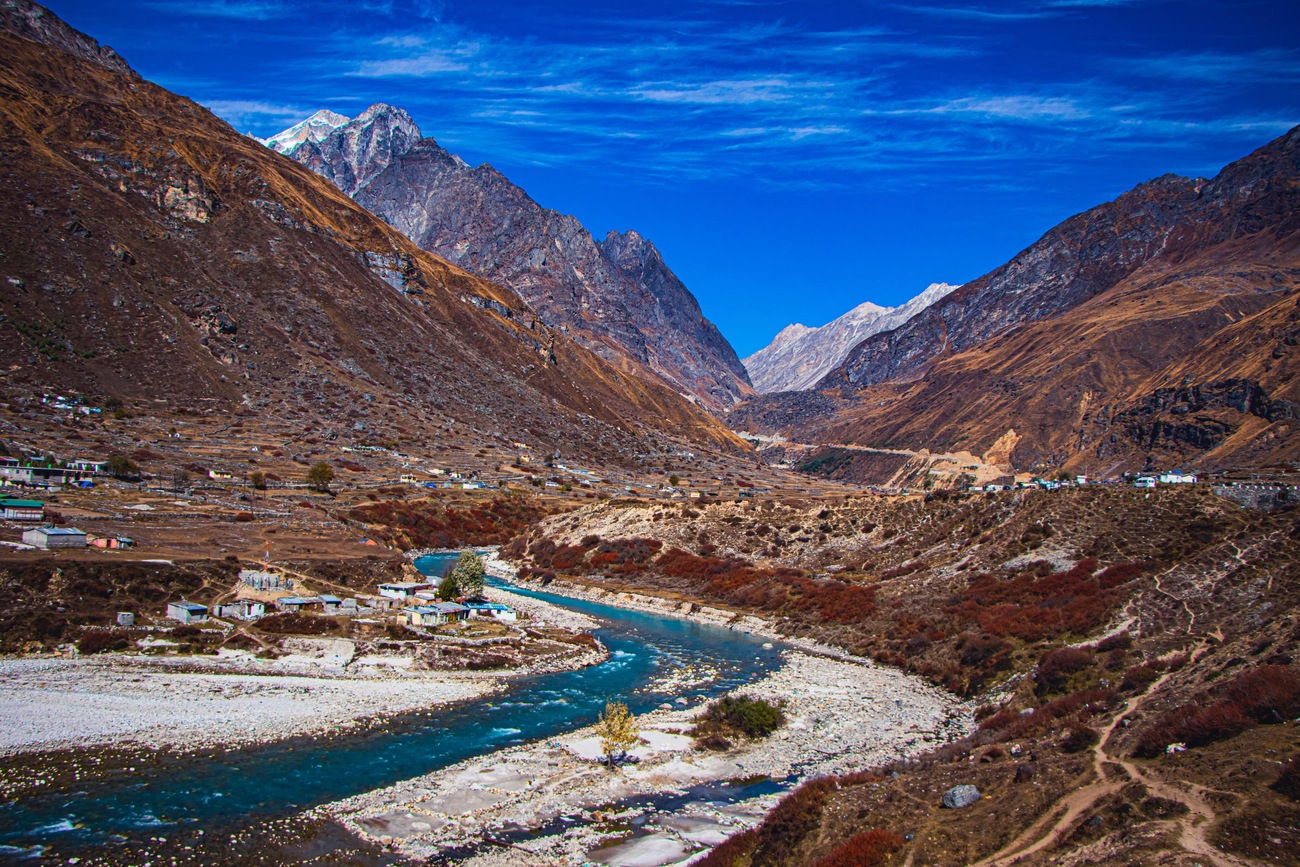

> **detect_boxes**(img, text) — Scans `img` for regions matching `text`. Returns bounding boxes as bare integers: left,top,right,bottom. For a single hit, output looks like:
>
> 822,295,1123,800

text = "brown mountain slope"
0,18,747,463
731,127,1300,477
824,125,1300,392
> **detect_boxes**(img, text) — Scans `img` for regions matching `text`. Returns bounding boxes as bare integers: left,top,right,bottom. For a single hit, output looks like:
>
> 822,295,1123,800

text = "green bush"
694,693,786,741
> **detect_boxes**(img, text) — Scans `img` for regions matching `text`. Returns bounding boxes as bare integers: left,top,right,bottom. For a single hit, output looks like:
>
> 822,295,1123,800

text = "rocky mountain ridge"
267,105,753,412
260,108,348,155
0,0,133,77
743,282,958,393
733,125,1300,476
824,136,1300,392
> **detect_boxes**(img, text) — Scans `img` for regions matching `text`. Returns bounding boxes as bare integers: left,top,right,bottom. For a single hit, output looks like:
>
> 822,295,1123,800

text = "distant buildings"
378,581,432,601
1159,471,1197,484
404,602,470,626
214,600,265,621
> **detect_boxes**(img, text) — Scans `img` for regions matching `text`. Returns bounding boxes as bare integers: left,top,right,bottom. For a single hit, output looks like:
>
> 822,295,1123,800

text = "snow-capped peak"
261,109,350,155
743,282,959,393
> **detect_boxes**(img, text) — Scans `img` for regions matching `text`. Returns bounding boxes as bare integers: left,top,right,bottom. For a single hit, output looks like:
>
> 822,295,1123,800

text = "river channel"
0,553,784,857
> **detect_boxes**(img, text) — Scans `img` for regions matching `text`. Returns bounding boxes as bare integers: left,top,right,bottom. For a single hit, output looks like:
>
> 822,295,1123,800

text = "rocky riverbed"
320,649,968,865
0,583,602,756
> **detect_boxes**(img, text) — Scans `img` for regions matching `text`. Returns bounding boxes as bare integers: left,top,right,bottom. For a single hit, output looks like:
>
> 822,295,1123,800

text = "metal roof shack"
22,526,87,549
276,596,321,612
403,602,470,626
0,499,44,521
167,601,209,623
464,601,517,622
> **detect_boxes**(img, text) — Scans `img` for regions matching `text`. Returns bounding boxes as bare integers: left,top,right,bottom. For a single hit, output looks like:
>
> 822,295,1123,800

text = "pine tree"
448,551,485,600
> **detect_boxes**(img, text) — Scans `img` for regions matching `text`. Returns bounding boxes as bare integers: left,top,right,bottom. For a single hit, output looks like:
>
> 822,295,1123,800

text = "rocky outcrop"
267,106,752,411
272,105,421,197
744,282,957,393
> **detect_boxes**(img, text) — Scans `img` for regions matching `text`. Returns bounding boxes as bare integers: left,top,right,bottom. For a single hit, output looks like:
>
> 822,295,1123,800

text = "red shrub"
1220,665,1300,723
749,778,838,866
952,558,1143,642
1034,647,1095,695
815,829,905,867
696,828,758,867
1135,702,1252,757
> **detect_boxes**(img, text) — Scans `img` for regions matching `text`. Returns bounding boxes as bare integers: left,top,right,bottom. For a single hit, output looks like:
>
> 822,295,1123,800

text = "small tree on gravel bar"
595,700,639,768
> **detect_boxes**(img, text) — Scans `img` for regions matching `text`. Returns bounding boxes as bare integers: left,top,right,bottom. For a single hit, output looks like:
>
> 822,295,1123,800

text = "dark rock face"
285,105,421,197
270,106,752,411
825,125,1300,391
1103,379,1297,457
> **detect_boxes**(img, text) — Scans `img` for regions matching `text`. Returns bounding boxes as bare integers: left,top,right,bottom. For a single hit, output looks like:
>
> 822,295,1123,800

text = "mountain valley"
0,3,1297,867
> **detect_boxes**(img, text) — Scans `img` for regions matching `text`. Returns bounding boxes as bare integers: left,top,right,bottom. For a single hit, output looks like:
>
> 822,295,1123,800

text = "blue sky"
48,0,1299,356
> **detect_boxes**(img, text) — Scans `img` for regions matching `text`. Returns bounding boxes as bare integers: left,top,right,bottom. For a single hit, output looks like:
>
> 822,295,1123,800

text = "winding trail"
974,638,1251,867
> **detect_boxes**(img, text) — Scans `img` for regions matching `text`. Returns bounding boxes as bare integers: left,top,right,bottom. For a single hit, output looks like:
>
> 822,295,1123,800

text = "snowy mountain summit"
744,282,959,393
260,109,348,154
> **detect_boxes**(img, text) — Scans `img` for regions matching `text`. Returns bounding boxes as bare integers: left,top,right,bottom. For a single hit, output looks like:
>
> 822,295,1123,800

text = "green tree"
448,551,486,599
249,471,267,490
105,453,139,479
668,474,680,486
436,572,459,601
594,700,639,767
306,462,334,493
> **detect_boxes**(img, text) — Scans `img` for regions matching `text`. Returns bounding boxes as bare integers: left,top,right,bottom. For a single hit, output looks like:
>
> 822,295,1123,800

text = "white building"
167,601,209,623
1159,471,1197,484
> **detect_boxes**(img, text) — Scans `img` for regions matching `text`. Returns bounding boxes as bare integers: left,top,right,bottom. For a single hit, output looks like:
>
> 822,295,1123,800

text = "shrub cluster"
949,559,1144,642
1134,664,1300,757
814,829,905,867
349,496,554,549
255,613,336,635
693,694,786,741
76,630,130,655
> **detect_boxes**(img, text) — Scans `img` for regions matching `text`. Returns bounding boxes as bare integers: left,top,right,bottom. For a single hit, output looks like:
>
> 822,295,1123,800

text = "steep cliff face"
268,106,752,411
744,282,957,393
732,126,1300,476
0,8,750,464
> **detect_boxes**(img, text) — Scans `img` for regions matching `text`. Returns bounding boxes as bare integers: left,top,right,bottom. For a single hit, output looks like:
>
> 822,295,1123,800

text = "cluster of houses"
160,576,517,630
969,471,1199,493
377,581,518,626
0,456,104,490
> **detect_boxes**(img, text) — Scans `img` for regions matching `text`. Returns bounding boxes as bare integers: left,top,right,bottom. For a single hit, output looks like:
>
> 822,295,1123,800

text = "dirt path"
975,640,1253,867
